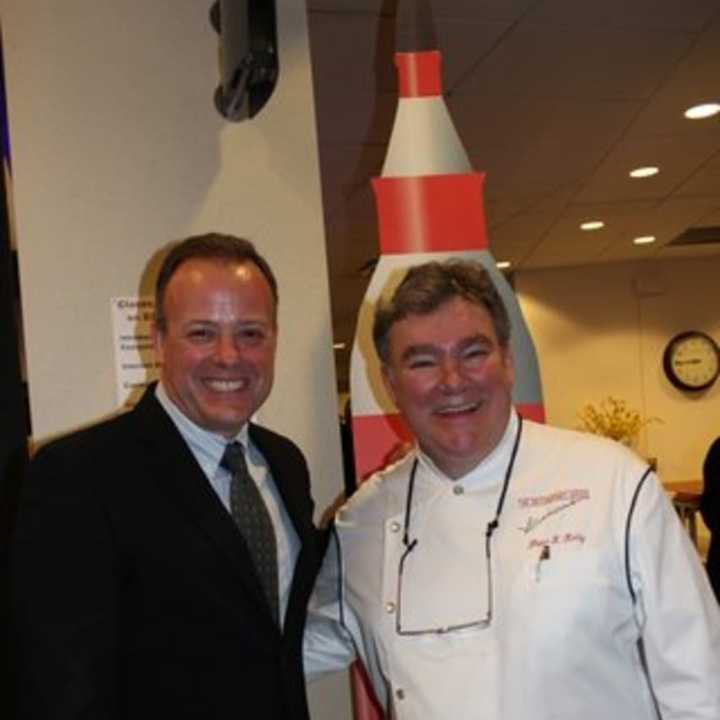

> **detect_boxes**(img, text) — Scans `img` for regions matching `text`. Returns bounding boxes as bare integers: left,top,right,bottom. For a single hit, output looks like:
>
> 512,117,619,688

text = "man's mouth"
434,401,479,417
204,379,249,393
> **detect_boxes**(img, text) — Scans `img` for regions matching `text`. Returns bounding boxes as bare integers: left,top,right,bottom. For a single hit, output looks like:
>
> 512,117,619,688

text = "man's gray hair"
372,260,511,363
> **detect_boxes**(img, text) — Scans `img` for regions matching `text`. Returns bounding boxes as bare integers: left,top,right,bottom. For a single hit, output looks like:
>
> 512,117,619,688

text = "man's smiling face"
153,258,277,437
382,296,514,478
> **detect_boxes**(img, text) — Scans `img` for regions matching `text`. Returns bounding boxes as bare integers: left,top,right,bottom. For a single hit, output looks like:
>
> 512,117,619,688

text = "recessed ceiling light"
333,342,346,350
496,260,512,270
629,166,659,178
580,220,605,231
633,235,656,245
684,103,720,120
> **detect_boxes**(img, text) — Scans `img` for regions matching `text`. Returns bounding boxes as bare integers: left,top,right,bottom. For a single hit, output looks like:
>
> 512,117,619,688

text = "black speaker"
210,0,279,121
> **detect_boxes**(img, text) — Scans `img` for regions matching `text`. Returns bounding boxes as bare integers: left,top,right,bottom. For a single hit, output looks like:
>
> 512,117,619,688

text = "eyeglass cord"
402,412,524,551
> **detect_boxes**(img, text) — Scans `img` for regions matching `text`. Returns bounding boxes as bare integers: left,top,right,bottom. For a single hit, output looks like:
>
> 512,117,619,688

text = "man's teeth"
436,403,478,415
205,379,247,392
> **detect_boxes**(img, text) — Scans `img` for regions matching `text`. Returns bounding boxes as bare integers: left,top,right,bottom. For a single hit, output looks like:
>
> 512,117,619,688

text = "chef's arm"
304,527,358,679
627,470,720,718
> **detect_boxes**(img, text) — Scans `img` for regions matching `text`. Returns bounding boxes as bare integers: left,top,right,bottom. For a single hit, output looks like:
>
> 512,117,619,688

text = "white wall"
1,1,350,717
516,256,720,483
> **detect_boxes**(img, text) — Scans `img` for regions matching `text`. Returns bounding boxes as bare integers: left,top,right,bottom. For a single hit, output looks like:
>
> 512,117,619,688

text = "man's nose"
214,334,241,364
438,358,464,391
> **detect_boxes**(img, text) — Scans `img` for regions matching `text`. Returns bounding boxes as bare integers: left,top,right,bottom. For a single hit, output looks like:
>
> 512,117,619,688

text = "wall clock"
662,331,720,392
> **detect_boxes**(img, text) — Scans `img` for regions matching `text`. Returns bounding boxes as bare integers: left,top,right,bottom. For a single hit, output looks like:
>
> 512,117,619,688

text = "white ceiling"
306,0,720,388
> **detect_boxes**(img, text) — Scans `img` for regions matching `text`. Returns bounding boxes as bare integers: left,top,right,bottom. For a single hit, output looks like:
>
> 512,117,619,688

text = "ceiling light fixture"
580,220,605,231
633,235,656,245
496,260,511,270
684,103,720,120
629,166,659,178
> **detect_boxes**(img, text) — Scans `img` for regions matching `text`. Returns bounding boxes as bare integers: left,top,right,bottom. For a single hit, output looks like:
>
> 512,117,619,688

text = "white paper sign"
111,297,159,408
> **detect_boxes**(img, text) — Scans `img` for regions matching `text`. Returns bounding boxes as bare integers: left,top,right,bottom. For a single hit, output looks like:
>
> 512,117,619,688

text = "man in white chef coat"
304,259,720,719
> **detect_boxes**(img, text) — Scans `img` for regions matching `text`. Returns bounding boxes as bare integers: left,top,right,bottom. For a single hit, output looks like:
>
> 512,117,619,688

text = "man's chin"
426,434,497,475
198,408,253,438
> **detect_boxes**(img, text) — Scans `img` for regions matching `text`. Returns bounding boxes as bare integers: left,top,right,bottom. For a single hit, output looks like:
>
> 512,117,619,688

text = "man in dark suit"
701,437,720,602
12,233,322,719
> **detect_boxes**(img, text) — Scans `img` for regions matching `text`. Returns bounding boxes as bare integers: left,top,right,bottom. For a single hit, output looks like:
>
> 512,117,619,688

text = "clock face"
663,331,720,392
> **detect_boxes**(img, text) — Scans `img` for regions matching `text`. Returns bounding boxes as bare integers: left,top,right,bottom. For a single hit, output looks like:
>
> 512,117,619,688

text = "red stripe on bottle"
372,173,488,254
396,50,442,98
350,663,384,720
351,413,413,481
516,402,546,424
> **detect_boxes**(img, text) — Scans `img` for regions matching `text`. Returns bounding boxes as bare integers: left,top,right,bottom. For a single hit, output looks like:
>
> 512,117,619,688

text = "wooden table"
664,480,702,547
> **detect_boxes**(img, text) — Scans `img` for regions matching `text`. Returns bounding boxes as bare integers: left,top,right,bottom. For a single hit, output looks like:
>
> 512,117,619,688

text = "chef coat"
305,413,720,719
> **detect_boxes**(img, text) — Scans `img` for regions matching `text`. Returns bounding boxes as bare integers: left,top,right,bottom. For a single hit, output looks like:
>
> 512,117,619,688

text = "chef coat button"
385,601,396,614
390,521,401,533
453,484,464,495
396,688,405,700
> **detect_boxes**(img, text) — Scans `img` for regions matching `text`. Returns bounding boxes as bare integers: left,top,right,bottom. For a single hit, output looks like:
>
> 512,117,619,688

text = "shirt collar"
155,382,250,477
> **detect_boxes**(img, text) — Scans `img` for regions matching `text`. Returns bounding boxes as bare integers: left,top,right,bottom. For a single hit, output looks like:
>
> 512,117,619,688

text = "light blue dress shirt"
155,383,300,626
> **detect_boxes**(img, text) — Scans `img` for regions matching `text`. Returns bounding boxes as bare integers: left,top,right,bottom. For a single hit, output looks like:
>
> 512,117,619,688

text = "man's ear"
502,344,515,385
151,322,165,364
381,363,398,406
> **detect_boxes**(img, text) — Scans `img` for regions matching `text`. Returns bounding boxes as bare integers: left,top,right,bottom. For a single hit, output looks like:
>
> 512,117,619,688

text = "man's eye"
407,358,436,370
188,328,213,342
463,346,489,361
238,328,266,344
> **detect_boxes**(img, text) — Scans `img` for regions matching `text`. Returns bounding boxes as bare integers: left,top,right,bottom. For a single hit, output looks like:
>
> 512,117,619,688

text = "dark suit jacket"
701,437,720,602
12,386,322,719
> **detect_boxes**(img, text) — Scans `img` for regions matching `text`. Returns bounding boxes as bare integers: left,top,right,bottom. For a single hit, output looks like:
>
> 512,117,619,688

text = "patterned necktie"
220,442,279,624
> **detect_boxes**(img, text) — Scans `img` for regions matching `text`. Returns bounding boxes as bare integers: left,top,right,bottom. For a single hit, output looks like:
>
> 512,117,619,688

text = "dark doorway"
0,43,29,720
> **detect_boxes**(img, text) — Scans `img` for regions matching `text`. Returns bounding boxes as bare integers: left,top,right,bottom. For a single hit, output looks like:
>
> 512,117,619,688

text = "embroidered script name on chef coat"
517,489,590,535
528,532,586,549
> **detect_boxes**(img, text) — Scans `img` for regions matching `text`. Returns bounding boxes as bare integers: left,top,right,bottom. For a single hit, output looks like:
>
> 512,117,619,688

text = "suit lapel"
249,424,320,636
129,389,275,626
249,424,314,547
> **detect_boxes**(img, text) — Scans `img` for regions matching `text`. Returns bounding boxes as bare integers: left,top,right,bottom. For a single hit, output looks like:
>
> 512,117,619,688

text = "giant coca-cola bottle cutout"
350,49,545,483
